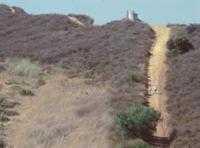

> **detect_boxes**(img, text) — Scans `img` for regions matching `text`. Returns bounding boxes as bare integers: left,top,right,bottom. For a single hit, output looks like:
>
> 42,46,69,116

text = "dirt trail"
6,73,113,148
148,27,171,137
67,16,86,27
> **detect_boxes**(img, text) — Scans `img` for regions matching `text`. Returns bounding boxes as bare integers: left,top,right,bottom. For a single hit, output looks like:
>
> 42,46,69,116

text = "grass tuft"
5,58,43,77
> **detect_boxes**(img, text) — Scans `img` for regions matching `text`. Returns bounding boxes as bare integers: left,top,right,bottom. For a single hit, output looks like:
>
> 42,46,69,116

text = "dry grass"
5,58,43,77
6,72,114,148
0,5,156,148
166,25,200,148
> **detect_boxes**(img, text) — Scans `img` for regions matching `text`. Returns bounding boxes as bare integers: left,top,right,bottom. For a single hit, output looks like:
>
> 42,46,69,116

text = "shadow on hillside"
142,132,176,148
143,135,171,148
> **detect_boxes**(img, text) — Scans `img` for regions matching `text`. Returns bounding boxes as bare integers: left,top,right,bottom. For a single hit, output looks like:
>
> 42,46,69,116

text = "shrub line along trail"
148,27,171,137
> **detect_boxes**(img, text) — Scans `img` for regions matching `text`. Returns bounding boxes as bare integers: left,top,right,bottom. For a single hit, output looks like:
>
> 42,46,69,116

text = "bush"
115,143,125,148
167,37,194,56
167,39,175,50
167,48,180,57
127,143,152,148
11,84,34,96
5,58,43,77
191,75,200,83
116,103,160,138
127,70,144,82
5,78,20,85
19,88,34,96
0,113,9,122
115,143,152,148
175,37,194,53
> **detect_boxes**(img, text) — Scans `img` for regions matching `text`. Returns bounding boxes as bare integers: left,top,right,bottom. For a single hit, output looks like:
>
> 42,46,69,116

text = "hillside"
0,5,155,148
166,25,200,148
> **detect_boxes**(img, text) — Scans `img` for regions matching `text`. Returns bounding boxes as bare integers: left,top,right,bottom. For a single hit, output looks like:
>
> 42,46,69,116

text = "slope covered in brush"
0,5,155,147
0,4,155,109
166,25,200,148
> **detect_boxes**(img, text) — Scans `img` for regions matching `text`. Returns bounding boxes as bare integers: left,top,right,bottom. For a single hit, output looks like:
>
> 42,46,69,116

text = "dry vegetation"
166,24,200,148
0,4,155,109
0,5,156,148
0,59,44,147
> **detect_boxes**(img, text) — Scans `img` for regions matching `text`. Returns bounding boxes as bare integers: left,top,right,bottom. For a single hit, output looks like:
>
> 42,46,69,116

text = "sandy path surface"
148,27,171,137
6,73,113,148
67,16,86,27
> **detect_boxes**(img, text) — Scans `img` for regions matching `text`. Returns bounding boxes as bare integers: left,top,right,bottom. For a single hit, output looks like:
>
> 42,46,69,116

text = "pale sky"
1,0,199,25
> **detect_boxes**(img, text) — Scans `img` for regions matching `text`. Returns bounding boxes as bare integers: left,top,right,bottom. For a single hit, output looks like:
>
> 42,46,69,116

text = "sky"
0,0,199,25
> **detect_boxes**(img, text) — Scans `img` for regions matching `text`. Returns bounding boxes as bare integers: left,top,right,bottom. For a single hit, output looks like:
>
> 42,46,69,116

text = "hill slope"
166,25,200,148
0,5,155,148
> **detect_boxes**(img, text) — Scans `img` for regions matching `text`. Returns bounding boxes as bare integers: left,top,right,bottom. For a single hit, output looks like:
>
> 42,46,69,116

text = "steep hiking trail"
148,27,171,145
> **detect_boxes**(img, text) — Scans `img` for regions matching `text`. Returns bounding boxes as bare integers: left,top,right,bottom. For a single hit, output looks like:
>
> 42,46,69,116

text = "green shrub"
5,78,20,85
0,113,9,122
129,143,152,148
190,75,200,83
116,103,160,138
127,70,144,82
11,84,34,96
167,37,194,56
19,88,34,96
115,143,152,148
167,39,175,50
115,143,125,148
167,48,180,57
5,58,43,77
175,37,194,53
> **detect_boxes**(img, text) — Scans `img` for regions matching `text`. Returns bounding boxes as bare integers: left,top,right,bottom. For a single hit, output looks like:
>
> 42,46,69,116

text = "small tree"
116,103,160,138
